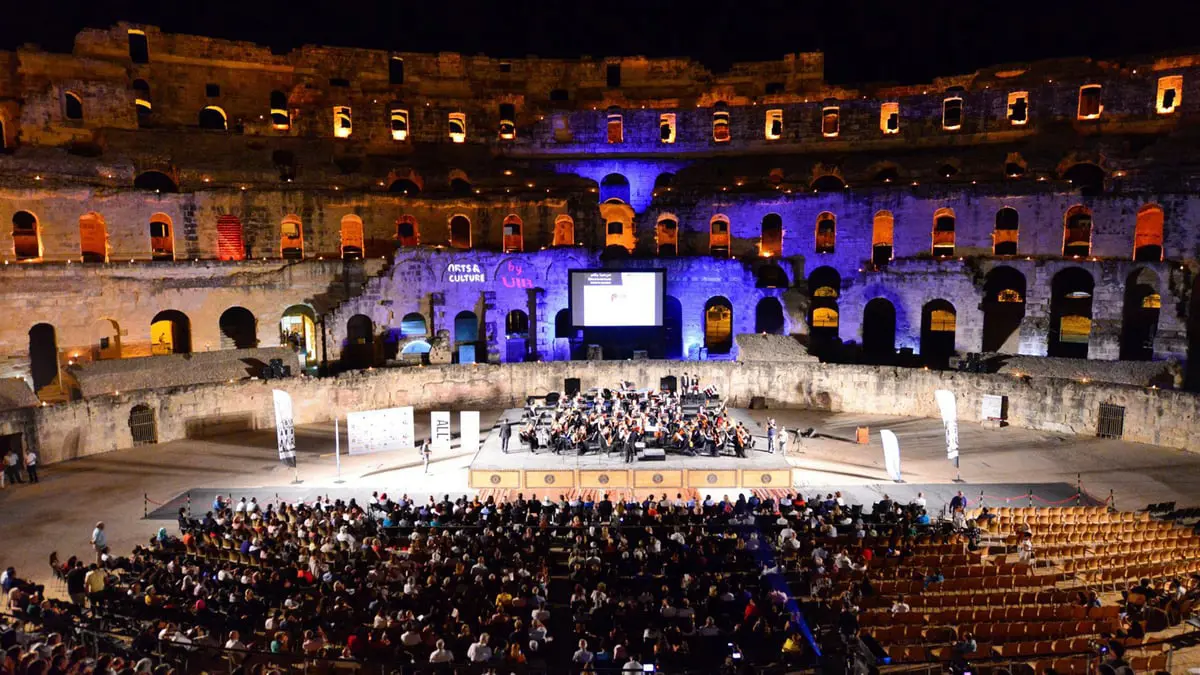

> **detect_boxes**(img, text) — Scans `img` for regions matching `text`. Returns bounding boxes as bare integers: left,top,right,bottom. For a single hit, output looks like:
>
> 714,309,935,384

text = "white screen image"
570,271,664,327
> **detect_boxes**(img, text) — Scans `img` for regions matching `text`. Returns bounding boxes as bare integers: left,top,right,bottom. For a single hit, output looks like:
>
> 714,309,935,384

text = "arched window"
79,212,108,262
606,107,623,143
553,215,574,247
815,212,835,254
600,173,631,204
760,213,783,257
921,299,957,368
1157,75,1183,114
396,215,419,247
149,213,174,261
765,109,783,140
498,102,516,140
862,298,896,361
128,29,149,63
64,92,84,120
333,106,352,138
1121,268,1160,361
932,208,956,257
755,298,784,334
281,305,318,368
390,105,409,141
821,105,839,137
704,297,734,354
1063,206,1093,257
217,215,245,261
1049,267,1095,358
133,79,151,124
151,310,192,355
872,211,894,265
755,263,788,289
880,102,899,134
1063,163,1106,196
198,106,227,130
994,207,1019,256
344,315,375,369
811,175,845,192
453,311,479,363
340,214,364,259
1077,84,1103,120
448,112,467,143
270,91,289,129
982,266,1027,353
709,215,730,257
656,215,678,256
807,266,840,353
400,312,427,337
712,102,730,142
134,171,178,193
449,215,471,249
659,113,676,143
219,307,257,350
942,93,963,130
502,214,523,253
449,171,472,195
505,309,530,336
388,178,421,195
12,211,41,260
281,214,304,259
1133,204,1164,261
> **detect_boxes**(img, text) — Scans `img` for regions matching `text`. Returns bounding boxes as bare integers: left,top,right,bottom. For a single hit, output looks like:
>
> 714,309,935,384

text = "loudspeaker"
639,448,666,461
749,396,767,410
632,350,648,360
659,376,677,393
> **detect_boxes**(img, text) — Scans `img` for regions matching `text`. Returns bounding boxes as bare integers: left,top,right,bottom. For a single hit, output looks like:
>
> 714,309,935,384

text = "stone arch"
600,201,635,252
808,266,841,353
553,215,575,247
755,263,788,289
502,214,523,253
920,299,957,368
994,207,1020,256
755,297,785,335
815,211,836,254
1188,276,1200,390
454,310,480,363
134,171,178,193
554,308,574,339
1120,267,1160,361
982,266,1027,353
1048,267,1095,359
872,211,894,266
198,105,227,130
654,172,675,189
1133,204,1164,262
396,215,419,247
129,404,158,445
600,173,631,204
709,214,730,257
281,304,318,369
149,212,174,260
656,213,679,256
505,309,530,362
862,298,896,362
932,207,956,257
703,296,734,354
64,91,83,120
340,214,364,259
12,211,41,260
1063,205,1093,258
151,310,191,355
219,307,257,350
281,214,304,259
90,318,122,360
664,295,683,359
1062,162,1106,196
388,178,422,195
761,213,783,257
343,314,375,369
217,214,245,261
449,214,472,249
400,312,428,337
28,323,58,393
811,174,845,192
448,169,472,195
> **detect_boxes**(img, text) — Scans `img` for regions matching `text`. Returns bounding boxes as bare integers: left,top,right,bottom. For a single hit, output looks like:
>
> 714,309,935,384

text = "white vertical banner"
880,429,902,482
934,389,960,461
460,411,480,455
431,411,452,450
272,389,296,467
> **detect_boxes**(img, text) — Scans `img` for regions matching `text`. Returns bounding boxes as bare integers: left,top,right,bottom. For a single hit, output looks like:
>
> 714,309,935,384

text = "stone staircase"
35,376,70,404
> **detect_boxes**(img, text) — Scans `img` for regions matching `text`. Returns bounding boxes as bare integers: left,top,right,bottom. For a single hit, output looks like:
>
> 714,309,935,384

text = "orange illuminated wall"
932,208,956,257
217,215,245,260
656,216,679,255
79,212,108,262
396,216,419,247
553,215,574,246
281,214,304,259
340,215,364,258
502,214,523,252
760,214,783,257
872,211,894,265
1134,204,1164,261
709,215,730,256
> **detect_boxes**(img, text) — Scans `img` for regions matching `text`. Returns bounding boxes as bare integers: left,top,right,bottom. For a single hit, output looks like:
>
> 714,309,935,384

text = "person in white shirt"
399,626,422,647
225,630,246,665
466,634,493,663
90,522,108,562
912,492,927,509
22,449,37,483
429,639,453,663
572,639,594,665
623,656,644,672
891,596,912,614
235,498,248,514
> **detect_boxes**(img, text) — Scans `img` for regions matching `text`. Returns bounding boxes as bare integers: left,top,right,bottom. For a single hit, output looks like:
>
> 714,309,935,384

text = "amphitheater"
0,21,1198,675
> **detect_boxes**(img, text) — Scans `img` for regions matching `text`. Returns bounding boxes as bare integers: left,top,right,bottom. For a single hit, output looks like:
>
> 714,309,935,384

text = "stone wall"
29,360,1200,465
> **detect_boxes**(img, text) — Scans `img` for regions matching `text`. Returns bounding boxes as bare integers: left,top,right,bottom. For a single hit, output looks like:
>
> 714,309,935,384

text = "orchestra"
515,381,751,461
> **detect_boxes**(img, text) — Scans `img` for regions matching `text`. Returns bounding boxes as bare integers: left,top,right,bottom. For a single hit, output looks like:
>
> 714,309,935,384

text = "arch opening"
198,106,227,130
79,212,108,262
761,213,783,257
1133,204,1164,262
151,310,192,355
13,211,41,260
872,211,894,266
343,314,375,370
994,207,1020,256
340,214,364,260
28,323,58,393
553,215,574,247
396,216,419,247
281,305,318,369
1063,206,1093,258
219,307,257,350
1048,267,1095,359
862,298,896,363
150,213,174,260
703,297,734,355
1120,268,1160,361
502,214,523,253
449,215,472,249
982,266,1027,353
134,171,178,193
920,299,957,368
932,208,956,257
505,309,530,363
454,311,480,364
281,214,304,259
755,297,785,335
600,173,631,204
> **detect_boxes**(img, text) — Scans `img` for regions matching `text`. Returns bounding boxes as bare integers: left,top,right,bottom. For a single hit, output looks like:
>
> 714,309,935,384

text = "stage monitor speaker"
564,378,581,396
260,366,273,380
632,350,648,360
749,396,767,410
639,448,666,461
586,344,603,361
659,376,677,392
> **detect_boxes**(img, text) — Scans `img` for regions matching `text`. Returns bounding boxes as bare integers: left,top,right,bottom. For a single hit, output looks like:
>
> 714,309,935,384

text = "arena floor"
2,406,1199,595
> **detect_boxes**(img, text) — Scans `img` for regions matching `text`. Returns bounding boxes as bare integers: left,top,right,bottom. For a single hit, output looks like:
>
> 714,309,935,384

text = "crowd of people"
514,381,756,461
2,489,1195,675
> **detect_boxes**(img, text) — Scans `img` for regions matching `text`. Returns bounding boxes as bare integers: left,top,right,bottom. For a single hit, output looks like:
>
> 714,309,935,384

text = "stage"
467,407,795,492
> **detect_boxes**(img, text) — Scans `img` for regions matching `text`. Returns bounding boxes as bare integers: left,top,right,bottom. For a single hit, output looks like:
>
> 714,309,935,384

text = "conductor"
500,420,512,454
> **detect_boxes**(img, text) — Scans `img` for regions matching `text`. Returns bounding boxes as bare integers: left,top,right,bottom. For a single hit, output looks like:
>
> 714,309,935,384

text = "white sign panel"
981,394,1006,420
880,429,902,483
934,389,960,461
272,389,296,467
460,411,480,455
346,406,415,455
431,411,452,449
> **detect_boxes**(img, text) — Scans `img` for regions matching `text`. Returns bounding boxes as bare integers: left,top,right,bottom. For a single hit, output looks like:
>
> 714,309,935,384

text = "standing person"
23,447,38,484
778,426,789,456
421,439,431,474
90,522,108,563
767,418,777,454
3,445,22,486
500,420,512,454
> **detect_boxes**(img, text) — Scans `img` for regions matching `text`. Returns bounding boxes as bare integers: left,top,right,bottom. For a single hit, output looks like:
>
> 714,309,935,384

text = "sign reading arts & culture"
446,263,486,283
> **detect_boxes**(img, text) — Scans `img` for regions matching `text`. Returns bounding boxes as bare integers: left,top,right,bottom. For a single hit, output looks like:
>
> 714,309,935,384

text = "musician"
733,424,747,458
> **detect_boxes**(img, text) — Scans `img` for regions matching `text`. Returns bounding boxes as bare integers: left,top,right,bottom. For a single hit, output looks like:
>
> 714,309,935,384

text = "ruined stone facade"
2,23,1200,400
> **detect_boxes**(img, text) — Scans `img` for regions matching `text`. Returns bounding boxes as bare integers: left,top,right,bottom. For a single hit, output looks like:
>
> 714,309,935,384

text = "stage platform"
467,407,794,492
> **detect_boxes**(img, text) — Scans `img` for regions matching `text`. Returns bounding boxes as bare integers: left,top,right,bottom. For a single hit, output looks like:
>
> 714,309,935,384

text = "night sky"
2,0,1199,84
